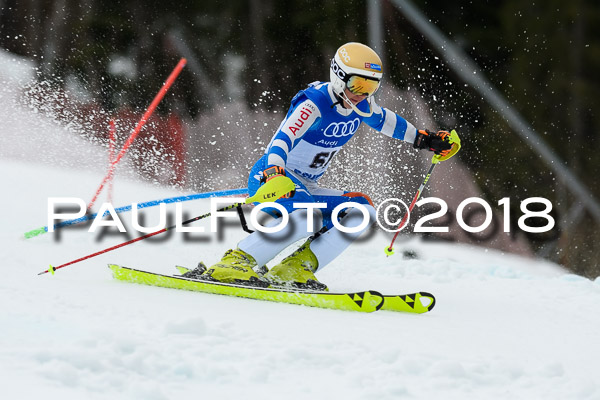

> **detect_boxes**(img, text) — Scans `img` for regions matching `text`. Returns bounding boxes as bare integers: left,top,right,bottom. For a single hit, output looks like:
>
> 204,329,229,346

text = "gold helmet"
330,42,383,99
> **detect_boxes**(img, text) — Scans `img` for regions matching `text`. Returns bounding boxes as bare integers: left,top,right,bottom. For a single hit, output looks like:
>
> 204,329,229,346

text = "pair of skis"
109,264,435,314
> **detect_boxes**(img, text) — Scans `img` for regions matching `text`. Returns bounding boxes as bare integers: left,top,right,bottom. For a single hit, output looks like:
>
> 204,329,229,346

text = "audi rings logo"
323,118,360,137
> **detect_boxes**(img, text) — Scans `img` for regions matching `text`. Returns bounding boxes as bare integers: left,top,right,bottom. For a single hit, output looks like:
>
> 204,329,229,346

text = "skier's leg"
265,191,374,289
203,165,321,284
238,206,323,266
310,201,376,270
239,165,321,266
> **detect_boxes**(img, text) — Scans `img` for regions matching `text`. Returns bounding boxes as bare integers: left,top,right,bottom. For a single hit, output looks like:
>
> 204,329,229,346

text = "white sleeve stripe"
267,154,286,167
404,122,417,143
380,109,397,138
272,139,290,154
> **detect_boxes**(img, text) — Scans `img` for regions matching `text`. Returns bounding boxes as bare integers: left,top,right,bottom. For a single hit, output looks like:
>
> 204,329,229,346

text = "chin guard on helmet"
339,92,376,117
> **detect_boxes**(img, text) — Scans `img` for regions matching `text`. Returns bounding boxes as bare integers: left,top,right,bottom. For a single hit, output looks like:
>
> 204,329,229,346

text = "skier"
188,42,460,290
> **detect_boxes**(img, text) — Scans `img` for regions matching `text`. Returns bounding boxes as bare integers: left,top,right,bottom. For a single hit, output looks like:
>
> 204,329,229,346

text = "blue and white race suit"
248,81,417,219
240,81,419,268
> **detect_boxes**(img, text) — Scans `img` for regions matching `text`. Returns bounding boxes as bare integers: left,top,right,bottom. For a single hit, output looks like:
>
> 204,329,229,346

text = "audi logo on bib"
323,118,360,137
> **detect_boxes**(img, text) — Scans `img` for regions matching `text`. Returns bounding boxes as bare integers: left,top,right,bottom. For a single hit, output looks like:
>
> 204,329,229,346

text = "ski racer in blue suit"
191,42,460,290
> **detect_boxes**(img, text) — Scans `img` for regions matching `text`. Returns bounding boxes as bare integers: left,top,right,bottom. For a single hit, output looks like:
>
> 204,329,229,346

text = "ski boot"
264,241,328,291
202,248,268,287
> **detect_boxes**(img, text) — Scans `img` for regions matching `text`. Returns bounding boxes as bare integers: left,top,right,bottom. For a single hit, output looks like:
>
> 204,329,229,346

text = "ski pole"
385,129,461,256
385,130,461,255
39,176,295,275
38,205,231,276
88,58,187,210
384,161,438,256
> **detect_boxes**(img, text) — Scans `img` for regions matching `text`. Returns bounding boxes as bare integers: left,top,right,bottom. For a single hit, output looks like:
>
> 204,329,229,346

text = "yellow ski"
109,264,384,313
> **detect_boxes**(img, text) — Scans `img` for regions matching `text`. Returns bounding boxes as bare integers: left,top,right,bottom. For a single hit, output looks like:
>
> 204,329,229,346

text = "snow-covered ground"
3,159,600,400
2,51,600,400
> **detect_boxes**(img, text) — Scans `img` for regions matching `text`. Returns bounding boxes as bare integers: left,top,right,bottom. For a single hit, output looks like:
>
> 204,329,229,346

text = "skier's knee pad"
342,191,374,207
322,193,374,230
338,203,376,231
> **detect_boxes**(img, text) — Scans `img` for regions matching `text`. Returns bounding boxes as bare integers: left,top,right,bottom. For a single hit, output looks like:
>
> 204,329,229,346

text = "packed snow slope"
2,52,600,400
3,160,600,400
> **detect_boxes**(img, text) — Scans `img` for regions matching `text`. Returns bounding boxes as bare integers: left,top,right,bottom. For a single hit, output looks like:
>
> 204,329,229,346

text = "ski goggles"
346,75,381,96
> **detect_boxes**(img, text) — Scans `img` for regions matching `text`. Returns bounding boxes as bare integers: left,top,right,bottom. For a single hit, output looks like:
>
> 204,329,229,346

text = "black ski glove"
414,129,453,156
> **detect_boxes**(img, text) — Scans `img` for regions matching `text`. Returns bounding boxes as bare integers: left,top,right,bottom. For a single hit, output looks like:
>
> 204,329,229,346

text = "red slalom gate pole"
88,58,187,210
